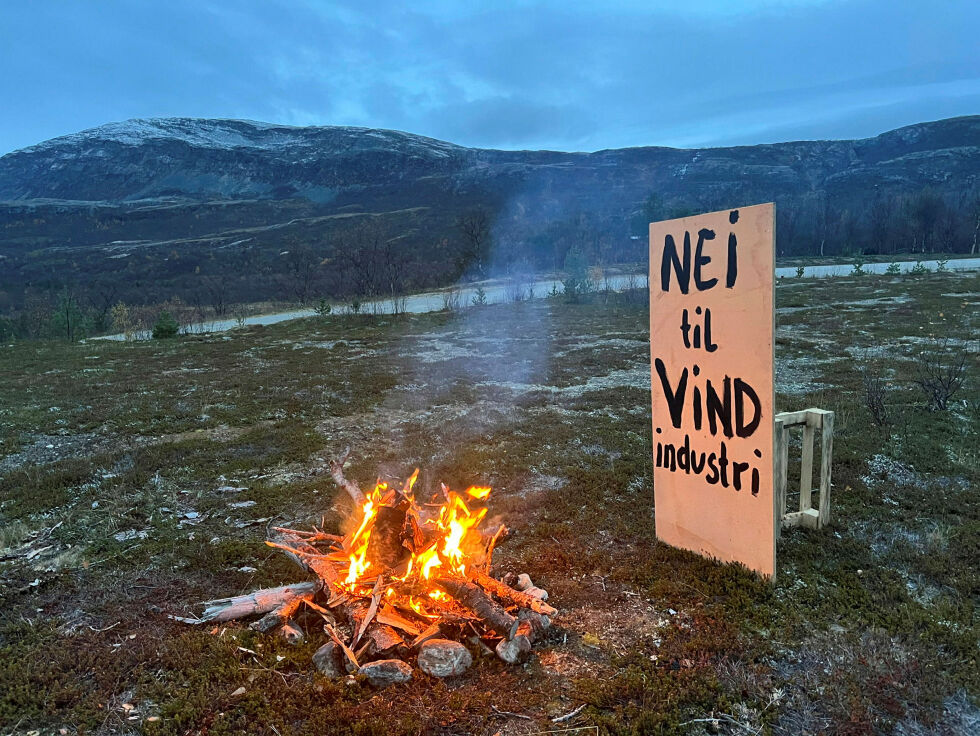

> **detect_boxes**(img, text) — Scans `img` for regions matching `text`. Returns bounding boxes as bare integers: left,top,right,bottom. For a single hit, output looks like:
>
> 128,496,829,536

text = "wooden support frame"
774,408,834,538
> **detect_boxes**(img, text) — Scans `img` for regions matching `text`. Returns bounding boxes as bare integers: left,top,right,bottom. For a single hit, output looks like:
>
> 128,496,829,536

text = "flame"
338,472,491,616
466,486,491,500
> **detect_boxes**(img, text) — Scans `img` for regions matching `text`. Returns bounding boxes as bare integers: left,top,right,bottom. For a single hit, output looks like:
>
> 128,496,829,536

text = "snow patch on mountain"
9,118,465,158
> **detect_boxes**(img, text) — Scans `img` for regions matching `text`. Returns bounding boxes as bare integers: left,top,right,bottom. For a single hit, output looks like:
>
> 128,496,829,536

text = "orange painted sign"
649,203,775,577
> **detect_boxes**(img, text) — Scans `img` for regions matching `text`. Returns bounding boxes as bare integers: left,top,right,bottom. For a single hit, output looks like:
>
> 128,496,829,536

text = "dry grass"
1,271,978,734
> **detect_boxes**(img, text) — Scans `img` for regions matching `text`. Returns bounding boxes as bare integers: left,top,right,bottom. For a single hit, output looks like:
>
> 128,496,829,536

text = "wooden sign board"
649,203,775,577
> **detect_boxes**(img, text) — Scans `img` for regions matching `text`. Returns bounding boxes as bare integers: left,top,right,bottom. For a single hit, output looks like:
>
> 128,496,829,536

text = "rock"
495,634,532,664
359,659,413,687
418,639,472,677
312,642,344,678
515,574,550,601
525,586,549,601
279,621,304,645
517,610,551,638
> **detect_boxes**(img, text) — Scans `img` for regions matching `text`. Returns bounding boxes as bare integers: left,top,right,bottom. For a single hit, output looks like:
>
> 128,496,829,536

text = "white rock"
495,635,531,664
417,639,472,677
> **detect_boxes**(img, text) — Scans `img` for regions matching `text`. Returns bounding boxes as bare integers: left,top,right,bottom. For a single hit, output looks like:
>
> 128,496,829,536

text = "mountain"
3,116,977,206
0,116,977,316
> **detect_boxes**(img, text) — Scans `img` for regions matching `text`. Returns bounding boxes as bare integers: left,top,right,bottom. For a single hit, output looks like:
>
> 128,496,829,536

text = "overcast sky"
1,0,977,155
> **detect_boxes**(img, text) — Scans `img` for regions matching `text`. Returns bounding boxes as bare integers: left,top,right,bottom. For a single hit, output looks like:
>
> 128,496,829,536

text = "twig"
718,713,761,735
324,624,359,669
88,621,121,633
329,447,365,505
552,704,587,723
491,705,532,720
352,575,384,647
483,524,507,572
679,717,721,727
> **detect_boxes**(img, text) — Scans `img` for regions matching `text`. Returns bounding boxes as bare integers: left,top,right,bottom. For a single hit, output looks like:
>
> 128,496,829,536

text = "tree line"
1,184,977,343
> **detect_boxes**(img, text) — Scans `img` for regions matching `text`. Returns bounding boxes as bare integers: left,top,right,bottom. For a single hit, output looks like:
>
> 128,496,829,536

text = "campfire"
183,450,556,685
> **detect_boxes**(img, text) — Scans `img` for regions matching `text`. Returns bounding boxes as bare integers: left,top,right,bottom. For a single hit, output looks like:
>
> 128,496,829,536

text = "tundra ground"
1,271,978,735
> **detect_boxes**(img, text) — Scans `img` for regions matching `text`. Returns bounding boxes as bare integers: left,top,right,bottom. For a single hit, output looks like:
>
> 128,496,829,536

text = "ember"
182,450,556,681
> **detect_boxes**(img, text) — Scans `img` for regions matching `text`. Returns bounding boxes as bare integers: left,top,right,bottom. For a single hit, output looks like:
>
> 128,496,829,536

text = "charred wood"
469,569,557,616
433,576,517,637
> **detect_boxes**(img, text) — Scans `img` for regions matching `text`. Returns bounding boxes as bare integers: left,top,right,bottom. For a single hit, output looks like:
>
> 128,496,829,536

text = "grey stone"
495,634,532,664
279,621,304,645
417,639,472,677
359,658,413,687
312,642,344,678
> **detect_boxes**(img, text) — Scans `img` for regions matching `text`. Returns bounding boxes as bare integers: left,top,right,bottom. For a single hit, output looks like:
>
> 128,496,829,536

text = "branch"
329,447,365,505
470,569,557,616
433,575,517,637
190,582,318,624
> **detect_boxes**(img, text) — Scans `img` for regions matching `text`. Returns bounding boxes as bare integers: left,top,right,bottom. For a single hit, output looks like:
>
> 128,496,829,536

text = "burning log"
364,623,405,654
366,505,410,569
433,576,517,638
411,623,445,649
375,607,423,637
181,464,559,682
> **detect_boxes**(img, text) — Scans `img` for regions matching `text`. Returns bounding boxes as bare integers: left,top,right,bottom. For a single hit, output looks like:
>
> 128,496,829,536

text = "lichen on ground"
0,271,977,734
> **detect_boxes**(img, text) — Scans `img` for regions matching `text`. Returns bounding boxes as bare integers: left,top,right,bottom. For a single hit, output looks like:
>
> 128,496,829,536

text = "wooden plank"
650,204,776,578
799,422,815,512
818,412,834,527
774,410,810,427
781,509,820,529
773,418,787,541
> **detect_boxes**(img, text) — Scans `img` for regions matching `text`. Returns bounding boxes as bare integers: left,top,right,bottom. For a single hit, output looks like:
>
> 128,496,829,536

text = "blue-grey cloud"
0,0,976,154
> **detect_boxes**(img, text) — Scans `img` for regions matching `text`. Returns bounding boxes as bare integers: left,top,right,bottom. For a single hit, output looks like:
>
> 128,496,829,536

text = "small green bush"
471,287,488,306
313,299,332,317
151,310,180,339
885,262,901,275
795,265,805,278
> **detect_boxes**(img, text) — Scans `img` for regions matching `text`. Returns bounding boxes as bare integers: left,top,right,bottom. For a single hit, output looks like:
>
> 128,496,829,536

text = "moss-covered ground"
1,270,977,735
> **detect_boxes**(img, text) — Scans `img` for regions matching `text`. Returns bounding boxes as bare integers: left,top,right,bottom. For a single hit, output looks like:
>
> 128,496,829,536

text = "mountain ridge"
2,115,977,205
0,115,977,315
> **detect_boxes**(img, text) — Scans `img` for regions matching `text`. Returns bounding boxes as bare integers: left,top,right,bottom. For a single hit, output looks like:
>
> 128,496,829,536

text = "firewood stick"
324,623,359,669
375,608,422,636
272,527,344,544
265,540,341,587
469,569,557,616
433,576,517,638
330,447,365,506
352,576,384,647
251,593,311,633
193,582,318,623
483,524,507,572
302,598,337,627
